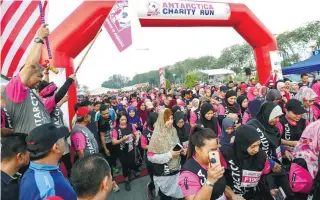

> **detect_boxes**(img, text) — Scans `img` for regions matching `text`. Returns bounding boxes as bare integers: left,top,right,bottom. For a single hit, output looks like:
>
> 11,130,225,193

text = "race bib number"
241,170,262,187
182,141,189,149
276,147,282,162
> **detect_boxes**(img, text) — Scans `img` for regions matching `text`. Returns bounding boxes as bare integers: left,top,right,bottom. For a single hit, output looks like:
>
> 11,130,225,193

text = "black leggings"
146,156,155,190
119,150,139,178
106,142,118,168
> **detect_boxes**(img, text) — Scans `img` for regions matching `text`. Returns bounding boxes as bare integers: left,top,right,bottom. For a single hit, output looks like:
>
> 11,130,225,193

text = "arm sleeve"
54,78,74,103
5,75,28,103
147,152,172,164
71,133,86,150
112,129,118,139
263,157,271,174
190,111,197,126
42,96,56,114
242,112,250,124
141,135,148,149
178,171,201,197
131,125,137,133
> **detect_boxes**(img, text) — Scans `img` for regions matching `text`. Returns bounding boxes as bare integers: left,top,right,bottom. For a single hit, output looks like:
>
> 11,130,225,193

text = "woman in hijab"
247,102,294,199
200,103,220,136
221,125,270,199
141,112,159,200
137,101,149,127
174,111,191,165
256,86,268,101
290,120,320,199
218,90,241,125
190,99,201,127
127,106,143,132
236,95,248,124
219,117,235,146
266,89,282,103
147,109,185,200
247,87,259,101
294,86,319,122
289,82,299,97
242,99,264,124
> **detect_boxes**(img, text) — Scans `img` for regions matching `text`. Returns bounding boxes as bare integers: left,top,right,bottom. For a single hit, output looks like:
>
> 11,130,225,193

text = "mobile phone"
173,143,183,151
209,151,221,167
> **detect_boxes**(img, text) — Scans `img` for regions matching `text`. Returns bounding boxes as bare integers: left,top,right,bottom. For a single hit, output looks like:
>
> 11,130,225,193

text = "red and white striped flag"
1,0,49,78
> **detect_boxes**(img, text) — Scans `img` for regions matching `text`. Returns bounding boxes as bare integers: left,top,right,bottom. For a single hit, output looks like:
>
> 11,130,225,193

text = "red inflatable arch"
43,0,279,126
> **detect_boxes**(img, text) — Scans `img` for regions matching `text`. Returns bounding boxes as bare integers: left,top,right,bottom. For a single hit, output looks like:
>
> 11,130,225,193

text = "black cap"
26,123,69,158
220,86,228,92
286,99,307,115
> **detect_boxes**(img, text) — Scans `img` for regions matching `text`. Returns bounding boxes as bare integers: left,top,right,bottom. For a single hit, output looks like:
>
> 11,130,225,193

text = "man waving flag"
1,0,49,79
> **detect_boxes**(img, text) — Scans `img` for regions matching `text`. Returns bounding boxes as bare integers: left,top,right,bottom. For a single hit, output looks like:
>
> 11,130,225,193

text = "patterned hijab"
148,108,180,170
293,120,320,179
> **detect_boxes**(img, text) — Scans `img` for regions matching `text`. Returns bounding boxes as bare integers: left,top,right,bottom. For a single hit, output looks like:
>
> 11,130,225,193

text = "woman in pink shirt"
179,126,228,200
111,111,140,191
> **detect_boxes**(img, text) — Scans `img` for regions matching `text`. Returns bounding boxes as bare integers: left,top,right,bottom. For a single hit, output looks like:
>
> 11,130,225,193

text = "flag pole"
75,28,102,74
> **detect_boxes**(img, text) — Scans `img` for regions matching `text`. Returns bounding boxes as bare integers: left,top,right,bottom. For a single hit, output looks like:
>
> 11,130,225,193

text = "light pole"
173,74,176,85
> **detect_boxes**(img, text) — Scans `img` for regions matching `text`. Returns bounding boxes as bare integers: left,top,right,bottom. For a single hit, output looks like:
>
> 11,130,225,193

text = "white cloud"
48,0,320,89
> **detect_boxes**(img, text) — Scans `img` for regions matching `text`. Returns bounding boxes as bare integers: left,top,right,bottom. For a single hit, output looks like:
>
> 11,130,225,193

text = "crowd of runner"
1,25,320,200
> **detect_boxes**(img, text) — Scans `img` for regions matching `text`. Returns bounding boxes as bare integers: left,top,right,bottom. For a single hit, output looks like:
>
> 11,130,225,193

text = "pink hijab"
293,120,320,179
247,87,257,101
311,82,320,104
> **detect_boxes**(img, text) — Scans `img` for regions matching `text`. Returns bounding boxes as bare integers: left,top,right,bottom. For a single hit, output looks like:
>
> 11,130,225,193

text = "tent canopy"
282,55,320,75
199,69,235,76
89,87,117,95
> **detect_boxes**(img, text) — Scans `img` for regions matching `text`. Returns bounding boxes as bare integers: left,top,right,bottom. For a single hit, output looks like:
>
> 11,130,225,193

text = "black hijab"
174,112,190,143
147,112,158,131
233,125,266,170
200,103,219,134
255,102,282,147
223,90,240,113
266,89,281,102
236,95,247,114
171,105,181,114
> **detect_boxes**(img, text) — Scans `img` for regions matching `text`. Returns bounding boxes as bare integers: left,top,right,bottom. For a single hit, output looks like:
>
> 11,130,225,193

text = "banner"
104,0,132,52
159,68,166,88
137,0,230,20
269,51,283,80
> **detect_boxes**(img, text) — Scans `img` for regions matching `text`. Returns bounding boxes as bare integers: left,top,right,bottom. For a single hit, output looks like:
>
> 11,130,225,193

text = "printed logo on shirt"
228,160,243,194
30,90,46,127
257,128,270,157
197,169,206,185
184,177,189,190
284,123,291,141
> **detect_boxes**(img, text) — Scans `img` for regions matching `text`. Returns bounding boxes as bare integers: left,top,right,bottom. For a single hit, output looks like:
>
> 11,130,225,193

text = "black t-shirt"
86,111,100,148
1,171,20,200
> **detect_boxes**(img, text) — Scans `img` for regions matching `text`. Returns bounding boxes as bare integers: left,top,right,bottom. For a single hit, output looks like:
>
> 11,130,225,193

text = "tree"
183,73,199,88
81,85,90,94
101,74,130,89
166,79,171,89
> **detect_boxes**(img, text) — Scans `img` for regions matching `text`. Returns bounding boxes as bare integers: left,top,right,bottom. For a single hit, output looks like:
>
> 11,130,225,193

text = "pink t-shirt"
5,74,28,103
141,134,148,149
190,111,197,126
71,132,86,150
178,154,227,197
242,112,250,124
112,124,137,139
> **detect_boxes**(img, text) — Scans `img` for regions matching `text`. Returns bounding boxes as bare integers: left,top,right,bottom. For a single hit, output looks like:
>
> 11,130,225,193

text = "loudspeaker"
245,68,251,76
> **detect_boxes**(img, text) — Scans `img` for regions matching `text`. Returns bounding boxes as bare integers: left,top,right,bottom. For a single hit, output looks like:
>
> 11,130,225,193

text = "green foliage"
99,21,319,88
183,73,199,88
101,74,129,89
166,79,171,89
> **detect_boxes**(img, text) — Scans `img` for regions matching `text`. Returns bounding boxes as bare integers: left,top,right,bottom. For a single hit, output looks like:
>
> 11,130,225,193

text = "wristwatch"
205,180,214,187
34,37,44,44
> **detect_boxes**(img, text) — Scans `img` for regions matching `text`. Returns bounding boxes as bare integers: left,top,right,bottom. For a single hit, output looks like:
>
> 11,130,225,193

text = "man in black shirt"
1,133,29,200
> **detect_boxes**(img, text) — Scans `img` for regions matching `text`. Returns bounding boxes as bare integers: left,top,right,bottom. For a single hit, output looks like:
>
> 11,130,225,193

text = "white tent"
89,87,118,95
199,69,236,76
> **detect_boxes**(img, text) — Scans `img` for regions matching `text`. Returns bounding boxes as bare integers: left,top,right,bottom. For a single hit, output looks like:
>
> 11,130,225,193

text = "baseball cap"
220,86,228,92
77,106,90,117
111,95,117,99
26,123,69,158
286,99,307,115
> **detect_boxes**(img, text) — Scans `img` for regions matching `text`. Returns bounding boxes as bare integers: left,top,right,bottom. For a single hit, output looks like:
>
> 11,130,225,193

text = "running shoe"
112,181,120,192
125,181,131,191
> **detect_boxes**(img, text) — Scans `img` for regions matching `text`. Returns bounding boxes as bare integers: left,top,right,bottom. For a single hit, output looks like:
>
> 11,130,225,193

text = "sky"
48,0,320,89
